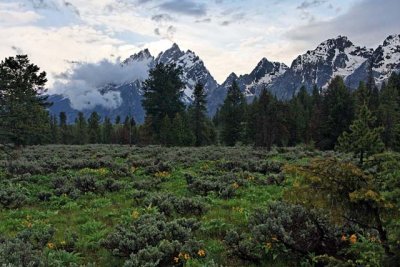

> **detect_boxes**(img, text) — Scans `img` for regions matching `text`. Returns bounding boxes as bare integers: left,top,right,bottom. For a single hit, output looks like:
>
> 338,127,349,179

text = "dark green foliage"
0,55,50,146
219,80,246,146
74,112,88,145
88,112,101,144
142,63,185,137
189,83,216,146
378,76,400,151
288,86,313,145
318,76,354,150
337,104,384,164
248,89,289,149
102,116,114,144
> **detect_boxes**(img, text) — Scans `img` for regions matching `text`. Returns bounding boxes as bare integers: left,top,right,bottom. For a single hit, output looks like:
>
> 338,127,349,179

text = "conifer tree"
59,112,72,144
336,104,384,164
319,76,354,150
378,81,400,150
115,116,121,125
75,112,88,145
49,115,59,144
137,116,154,145
159,115,173,146
219,80,246,146
309,85,322,144
0,55,50,146
88,112,101,144
121,116,131,145
142,63,184,139
288,86,312,145
189,83,213,146
102,117,113,144
171,113,194,146
253,90,288,149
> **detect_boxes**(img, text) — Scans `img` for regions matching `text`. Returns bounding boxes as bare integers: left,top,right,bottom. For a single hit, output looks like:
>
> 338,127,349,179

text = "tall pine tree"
0,55,50,147
219,80,246,146
318,76,354,150
189,83,215,146
142,63,185,140
336,104,384,164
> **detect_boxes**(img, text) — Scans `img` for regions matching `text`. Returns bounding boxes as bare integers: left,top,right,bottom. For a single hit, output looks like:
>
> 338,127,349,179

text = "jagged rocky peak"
123,48,154,65
156,43,185,64
222,72,238,86
250,57,288,82
383,34,400,46
293,35,372,69
371,34,400,83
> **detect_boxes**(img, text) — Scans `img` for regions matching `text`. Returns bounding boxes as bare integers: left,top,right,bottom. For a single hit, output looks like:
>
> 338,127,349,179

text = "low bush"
143,193,207,216
102,212,205,266
225,201,342,263
186,173,247,199
0,182,28,209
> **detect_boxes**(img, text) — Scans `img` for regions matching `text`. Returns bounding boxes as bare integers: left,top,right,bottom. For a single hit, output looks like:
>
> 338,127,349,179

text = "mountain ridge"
48,34,400,123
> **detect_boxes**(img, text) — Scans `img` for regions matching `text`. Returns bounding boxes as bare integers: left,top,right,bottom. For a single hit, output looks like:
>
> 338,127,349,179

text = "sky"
0,0,399,92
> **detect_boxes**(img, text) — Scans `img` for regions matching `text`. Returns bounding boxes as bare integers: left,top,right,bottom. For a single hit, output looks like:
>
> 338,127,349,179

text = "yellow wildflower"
232,182,240,189
197,249,206,257
183,253,190,260
349,234,357,244
47,242,55,249
173,257,180,263
60,241,66,245
265,242,272,249
131,210,140,220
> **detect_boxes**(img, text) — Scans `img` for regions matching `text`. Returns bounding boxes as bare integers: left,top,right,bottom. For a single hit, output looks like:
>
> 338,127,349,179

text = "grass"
0,145,319,266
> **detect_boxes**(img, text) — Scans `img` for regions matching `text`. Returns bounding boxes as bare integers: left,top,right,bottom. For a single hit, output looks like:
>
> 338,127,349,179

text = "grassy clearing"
0,145,327,266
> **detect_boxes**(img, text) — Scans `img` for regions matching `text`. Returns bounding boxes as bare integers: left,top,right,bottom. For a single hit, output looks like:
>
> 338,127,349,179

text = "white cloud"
54,57,151,110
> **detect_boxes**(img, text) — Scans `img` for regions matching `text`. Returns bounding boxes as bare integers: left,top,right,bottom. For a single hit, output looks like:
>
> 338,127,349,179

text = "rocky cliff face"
49,35,400,122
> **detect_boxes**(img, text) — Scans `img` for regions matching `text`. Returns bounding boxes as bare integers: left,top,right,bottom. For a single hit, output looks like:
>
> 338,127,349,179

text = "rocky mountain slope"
48,35,400,122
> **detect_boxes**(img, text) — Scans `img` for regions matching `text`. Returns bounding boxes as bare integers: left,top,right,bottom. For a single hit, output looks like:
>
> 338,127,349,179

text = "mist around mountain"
48,34,400,123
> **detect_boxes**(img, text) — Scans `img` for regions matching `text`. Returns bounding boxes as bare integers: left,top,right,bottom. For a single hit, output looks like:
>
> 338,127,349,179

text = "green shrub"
0,235,41,266
102,212,203,266
0,182,28,209
225,201,342,263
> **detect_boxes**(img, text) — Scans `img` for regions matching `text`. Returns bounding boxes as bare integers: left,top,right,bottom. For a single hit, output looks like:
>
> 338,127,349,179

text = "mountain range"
48,34,400,123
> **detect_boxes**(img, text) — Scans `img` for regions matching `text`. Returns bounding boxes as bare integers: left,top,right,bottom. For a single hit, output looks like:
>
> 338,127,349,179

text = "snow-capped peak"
383,34,400,47
371,34,400,84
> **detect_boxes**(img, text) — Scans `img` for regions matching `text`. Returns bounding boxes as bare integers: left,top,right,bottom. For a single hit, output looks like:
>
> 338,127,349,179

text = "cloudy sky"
0,0,399,91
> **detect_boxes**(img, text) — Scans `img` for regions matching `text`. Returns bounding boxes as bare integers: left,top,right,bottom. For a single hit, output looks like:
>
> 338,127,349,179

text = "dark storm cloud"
159,0,207,16
287,0,400,47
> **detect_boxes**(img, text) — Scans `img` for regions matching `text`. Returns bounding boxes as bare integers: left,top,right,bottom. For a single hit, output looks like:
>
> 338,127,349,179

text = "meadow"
0,145,398,266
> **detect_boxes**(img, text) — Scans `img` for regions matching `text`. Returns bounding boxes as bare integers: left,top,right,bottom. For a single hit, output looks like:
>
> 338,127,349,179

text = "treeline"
1,55,400,153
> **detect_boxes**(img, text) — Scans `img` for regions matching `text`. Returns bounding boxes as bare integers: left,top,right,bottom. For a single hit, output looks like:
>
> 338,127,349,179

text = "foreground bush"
0,182,28,209
102,212,205,266
225,201,342,263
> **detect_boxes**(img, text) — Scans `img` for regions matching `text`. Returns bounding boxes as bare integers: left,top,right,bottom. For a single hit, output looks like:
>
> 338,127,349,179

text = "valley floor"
0,145,397,266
